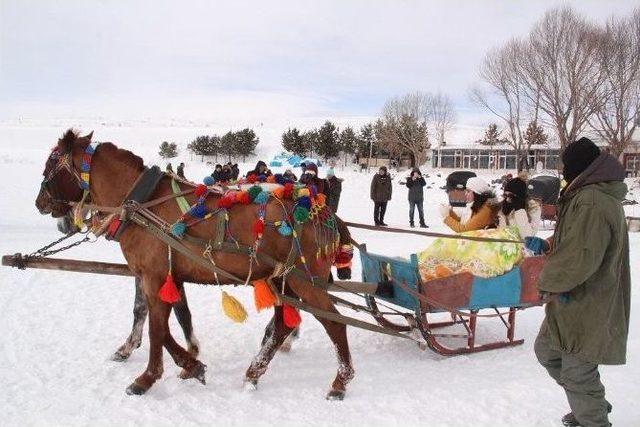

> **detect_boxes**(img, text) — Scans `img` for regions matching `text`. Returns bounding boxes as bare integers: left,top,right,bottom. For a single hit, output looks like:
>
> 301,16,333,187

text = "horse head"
35,129,94,218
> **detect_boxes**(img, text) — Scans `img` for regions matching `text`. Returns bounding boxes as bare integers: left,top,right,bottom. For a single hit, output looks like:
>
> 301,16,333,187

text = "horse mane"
95,142,146,172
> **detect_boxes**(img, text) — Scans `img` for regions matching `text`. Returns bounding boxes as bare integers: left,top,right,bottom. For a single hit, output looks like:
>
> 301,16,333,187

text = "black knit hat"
562,137,601,183
503,177,527,200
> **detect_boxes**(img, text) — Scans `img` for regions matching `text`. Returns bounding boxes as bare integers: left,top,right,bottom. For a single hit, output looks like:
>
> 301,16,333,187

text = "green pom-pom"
294,206,310,223
248,185,262,201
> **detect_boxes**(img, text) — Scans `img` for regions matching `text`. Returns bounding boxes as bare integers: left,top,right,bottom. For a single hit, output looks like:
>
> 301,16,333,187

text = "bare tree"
470,39,537,170
589,9,640,159
427,92,456,145
519,6,606,150
380,93,431,166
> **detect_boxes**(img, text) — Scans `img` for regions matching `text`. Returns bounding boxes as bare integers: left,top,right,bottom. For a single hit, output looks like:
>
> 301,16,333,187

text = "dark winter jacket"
283,171,298,182
247,161,272,179
176,164,185,178
405,169,426,202
326,175,343,212
538,153,630,365
370,173,392,202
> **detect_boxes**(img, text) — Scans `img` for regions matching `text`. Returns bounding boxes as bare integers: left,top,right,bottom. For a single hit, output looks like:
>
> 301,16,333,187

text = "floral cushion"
417,226,523,281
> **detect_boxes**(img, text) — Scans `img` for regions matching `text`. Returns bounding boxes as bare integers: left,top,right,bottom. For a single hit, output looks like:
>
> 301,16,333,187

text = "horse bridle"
41,143,96,205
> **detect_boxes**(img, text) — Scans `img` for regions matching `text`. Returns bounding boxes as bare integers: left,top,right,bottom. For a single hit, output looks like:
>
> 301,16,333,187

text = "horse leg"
125,276,169,395
286,275,354,400
112,276,148,361
259,278,298,352
173,285,200,358
245,304,294,389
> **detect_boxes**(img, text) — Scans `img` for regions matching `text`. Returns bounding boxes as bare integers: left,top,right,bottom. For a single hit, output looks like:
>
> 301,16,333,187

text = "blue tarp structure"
268,152,307,168
301,157,322,167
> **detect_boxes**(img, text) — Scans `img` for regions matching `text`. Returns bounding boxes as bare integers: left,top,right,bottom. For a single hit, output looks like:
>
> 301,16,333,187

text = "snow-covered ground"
0,125,638,427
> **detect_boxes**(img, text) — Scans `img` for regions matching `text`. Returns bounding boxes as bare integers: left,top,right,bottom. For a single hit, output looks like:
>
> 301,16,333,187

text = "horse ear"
58,129,78,153
84,131,94,141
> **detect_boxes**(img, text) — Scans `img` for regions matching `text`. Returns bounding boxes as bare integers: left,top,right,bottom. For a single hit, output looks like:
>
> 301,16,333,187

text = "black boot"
420,222,428,228
410,221,415,228
562,402,612,426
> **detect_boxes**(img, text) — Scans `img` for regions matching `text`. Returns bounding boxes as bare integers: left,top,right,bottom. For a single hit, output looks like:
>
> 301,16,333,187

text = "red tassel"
159,273,181,303
238,191,251,205
253,219,265,237
283,304,302,328
194,184,208,198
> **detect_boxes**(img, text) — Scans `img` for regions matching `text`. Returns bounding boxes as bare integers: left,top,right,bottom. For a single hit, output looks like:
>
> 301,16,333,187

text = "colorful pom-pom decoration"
254,191,270,205
283,304,302,328
297,196,312,210
258,174,267,182
203,175,215,186
218,195,234,209
295,188,310,199
315,193,327,206
221,291,248,323
194,184,208,198
272,187,284,199
189,203,208,219
171,221,187,237
283,183,294,199
159,273,181,303
278,222,293,236
248,185,262,201
237,191,251,205
247,174,257,184
253,279,277,311
293,206,310,223
308,185,318,198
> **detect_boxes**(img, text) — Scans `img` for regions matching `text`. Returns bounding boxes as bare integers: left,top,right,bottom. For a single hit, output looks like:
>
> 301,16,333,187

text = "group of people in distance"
369,164,541,240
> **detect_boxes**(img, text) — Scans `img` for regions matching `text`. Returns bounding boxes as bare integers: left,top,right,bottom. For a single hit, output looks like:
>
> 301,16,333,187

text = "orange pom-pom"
266,175,276,183
218,195,235,209
283,304,302,328
272,187,284,199
159,273,181,303
315,193,326,206
253,279,277,311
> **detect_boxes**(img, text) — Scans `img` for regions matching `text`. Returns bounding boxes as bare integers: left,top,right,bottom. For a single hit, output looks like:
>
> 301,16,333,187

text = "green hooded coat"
537,153,631,365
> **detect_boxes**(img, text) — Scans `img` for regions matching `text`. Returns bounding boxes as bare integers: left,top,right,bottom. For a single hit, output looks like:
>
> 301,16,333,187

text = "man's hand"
438,203,450,219
525,236,550,255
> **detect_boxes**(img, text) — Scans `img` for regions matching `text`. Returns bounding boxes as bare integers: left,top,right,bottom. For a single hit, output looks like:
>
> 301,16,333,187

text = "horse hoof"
325,389,345,401
243,378,258,391
125,382,147,396
111,351,129,362
180,361,206,385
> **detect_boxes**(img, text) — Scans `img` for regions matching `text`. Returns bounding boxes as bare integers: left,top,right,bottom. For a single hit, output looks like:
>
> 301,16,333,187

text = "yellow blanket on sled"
417,226,523,281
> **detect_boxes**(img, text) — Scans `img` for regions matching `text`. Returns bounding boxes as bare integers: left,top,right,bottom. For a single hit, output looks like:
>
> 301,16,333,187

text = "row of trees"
187,128,259,162
281,92,456,168
471,6,640,167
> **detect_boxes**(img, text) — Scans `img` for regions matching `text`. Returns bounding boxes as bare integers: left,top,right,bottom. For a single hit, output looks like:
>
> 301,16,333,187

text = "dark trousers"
374,202,387,224
535,326,611,427
409,201,425,225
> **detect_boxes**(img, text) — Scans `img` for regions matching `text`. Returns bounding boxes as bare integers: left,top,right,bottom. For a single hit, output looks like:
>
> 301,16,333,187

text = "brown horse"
35,129,354,399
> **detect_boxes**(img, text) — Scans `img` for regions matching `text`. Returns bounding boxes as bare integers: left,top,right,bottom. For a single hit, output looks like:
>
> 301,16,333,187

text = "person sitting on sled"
439,177,499,232
497,177,541,239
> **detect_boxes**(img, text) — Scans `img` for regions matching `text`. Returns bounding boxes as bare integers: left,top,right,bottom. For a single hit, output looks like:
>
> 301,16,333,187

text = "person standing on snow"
176,162,185,179
325,168,343,213
370,166,392,226
404,167,427,228
525,137,630,427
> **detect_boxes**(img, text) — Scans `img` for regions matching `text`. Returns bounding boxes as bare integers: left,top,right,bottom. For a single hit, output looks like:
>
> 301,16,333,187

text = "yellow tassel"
221,291,248,323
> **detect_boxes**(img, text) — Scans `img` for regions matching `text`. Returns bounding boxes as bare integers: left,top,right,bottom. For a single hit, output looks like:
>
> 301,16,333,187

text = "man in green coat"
526,138,630,427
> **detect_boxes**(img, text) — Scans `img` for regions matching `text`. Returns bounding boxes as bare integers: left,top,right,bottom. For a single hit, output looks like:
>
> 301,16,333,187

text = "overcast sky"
1,0,638,123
